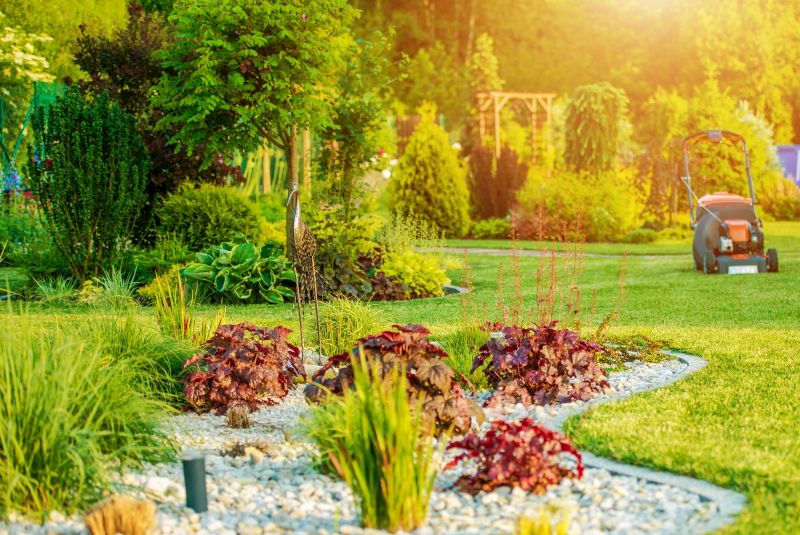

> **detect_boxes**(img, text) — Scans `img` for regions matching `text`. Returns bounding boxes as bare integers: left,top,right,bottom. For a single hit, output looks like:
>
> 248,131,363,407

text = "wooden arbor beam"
475,91,556,162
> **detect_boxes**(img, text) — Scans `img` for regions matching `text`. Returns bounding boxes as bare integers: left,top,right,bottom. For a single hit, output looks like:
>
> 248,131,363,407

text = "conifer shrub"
28,88,149,281
389,103,471,237
156,184,265,251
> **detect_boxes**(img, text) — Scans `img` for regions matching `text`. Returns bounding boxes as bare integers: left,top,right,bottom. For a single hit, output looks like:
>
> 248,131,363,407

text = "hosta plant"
183,323,305,414
305,324,484,434
473,323,609,407
181,237,296,304
445,418,583,494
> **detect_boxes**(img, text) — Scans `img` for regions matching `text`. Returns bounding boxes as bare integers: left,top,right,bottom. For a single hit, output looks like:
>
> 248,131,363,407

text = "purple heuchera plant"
472,322,609,407
183,323,305,414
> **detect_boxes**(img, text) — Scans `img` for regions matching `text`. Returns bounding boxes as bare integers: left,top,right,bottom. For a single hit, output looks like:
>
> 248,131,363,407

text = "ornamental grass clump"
473,322,609,407
183,323,305,414
446,418,583,494
0,319,176,519
304,353,440,532
313,297,384,356
305,324,484,435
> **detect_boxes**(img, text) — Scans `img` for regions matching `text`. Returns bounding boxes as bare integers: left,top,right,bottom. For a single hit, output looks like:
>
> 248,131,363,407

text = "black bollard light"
182,451,208,513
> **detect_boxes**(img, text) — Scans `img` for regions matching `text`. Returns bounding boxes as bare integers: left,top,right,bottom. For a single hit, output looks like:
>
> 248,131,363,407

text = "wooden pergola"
476,91,556,162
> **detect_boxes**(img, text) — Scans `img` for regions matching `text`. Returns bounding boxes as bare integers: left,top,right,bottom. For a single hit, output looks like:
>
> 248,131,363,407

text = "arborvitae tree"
28,88,148,281
390,103,471,237
564,83,628,174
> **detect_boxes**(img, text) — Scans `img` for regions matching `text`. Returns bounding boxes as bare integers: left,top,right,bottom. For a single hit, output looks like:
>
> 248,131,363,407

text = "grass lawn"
445,220,800,256
9,222,800,533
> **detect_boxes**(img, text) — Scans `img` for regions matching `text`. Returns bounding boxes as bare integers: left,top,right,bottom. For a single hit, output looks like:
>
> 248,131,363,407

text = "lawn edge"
558,351,746,534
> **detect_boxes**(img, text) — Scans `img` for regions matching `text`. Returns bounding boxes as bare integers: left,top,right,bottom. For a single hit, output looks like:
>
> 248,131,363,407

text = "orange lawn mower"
680,130,778,274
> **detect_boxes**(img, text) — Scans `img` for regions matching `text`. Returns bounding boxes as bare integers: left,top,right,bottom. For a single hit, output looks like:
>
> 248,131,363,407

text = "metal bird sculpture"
286,181,321,353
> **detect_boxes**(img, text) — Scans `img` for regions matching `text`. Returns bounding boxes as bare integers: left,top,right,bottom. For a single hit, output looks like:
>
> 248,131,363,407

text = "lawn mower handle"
680,130,759,226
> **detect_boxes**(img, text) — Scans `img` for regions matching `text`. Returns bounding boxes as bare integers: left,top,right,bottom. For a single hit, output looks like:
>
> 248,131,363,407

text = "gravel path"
1,357,742,535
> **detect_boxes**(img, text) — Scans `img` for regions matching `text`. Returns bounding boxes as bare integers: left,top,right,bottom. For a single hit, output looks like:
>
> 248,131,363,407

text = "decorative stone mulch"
1,358,732,535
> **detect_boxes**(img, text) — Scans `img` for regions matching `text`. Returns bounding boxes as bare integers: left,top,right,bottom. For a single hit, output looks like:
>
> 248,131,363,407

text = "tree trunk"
302,128,311,193
289,125,299,187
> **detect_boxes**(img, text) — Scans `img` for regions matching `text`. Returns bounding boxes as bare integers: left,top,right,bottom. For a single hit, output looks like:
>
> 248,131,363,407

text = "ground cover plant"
305,324,484,434
183,323,305,414
446,418,584,494
304,354,439,532
473,323,609,406
181,238,296,304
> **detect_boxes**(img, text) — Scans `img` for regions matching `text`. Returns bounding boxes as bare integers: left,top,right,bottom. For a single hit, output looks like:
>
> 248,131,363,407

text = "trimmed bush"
389,103,470,237
156,184,265,251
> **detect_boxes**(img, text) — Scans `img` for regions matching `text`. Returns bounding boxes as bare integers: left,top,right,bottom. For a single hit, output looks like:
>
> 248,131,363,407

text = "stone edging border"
551,350,746,534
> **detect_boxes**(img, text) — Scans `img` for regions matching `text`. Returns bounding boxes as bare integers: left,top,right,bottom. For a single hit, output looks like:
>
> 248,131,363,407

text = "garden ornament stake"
286,180,321,353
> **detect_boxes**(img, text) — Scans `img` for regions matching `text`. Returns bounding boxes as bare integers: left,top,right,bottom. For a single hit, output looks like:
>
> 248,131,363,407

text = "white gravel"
0,358,720,535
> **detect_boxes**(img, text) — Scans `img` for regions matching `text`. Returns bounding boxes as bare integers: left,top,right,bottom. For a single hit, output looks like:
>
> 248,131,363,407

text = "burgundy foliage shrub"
473,322,608,406
445,418,583,494
304,324,484,434
183,323,305,414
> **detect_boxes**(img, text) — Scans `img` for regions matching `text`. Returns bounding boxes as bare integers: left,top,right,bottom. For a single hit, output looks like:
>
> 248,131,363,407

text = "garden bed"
0,355,741,535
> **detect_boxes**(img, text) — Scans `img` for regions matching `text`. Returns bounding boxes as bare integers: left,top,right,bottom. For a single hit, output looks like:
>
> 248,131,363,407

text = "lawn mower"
680,130,778,274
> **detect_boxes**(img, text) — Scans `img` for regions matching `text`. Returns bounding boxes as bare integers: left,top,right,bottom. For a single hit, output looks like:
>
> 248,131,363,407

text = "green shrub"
138,263,184,303
621,228,659,244
255,192,287,223
0,198,66,275
382,250,449,298
314,298,384,356
306,206,382,299
515,167,645,242
0,318,176,519
156,184,265,251
303,354,439,531
389,103,470,237
181,237,295,304
131,236,194,281
440,323,489,391
564,83,629,174
28,88,149,281
471,218,512,239
378,213,442,254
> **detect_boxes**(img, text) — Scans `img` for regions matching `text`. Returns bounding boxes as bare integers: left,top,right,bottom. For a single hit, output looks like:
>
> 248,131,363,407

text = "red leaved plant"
473,322,609,407
183,323,305,414
304,324,484,434
445,418,583,494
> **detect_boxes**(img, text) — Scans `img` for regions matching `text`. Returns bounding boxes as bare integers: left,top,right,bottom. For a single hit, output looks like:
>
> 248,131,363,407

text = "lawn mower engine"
682,130,778,274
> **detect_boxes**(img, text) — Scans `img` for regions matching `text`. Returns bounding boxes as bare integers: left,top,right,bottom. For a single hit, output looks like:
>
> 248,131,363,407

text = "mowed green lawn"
11,222,800,533
445,220,800,256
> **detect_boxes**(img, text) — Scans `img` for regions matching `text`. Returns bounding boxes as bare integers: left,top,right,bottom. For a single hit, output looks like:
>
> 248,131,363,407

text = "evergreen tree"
390,104,470,237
